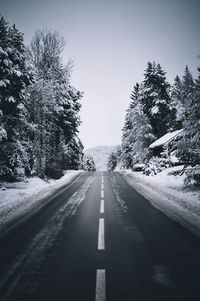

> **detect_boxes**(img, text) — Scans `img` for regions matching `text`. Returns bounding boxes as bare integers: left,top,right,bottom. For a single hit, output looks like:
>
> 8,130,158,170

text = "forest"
108,61,200,186
0,15,97,181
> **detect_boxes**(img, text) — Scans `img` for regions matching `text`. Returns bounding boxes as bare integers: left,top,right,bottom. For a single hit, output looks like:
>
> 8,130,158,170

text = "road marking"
100,199,104,214
95,269,106,301
98,218,105,250
101,189,104,199
101,183,104,190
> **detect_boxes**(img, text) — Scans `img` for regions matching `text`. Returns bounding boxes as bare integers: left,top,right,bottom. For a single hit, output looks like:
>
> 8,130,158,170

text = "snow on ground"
0,170,83,233
120,166,200,238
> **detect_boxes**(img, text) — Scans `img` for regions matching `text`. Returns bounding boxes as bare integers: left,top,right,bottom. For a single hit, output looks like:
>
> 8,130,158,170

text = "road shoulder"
118,171,200,238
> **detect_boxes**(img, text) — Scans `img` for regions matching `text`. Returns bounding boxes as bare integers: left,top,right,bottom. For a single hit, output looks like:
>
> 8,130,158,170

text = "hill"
85,145,118,171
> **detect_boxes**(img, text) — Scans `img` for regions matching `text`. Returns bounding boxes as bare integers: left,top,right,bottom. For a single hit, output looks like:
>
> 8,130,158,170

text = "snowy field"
0,171,83,233
120,166,200,238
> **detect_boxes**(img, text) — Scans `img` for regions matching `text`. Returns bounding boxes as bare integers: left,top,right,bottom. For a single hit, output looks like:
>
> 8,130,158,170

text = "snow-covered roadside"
0,170,83,233
120,166,200,238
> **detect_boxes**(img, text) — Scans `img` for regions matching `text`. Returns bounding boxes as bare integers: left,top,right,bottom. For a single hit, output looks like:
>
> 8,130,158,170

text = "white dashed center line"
100,199,104,214
98,218,105,250
95,269,106,301
96,174,106,300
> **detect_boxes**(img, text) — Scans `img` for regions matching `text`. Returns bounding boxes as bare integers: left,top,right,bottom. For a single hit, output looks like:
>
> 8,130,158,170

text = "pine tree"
182,66,194,103
130,82,140,107
107,151,118,171
170,67,194,131
121,83,140,168
181,66,194,119
177,67,200,185
0,17,33,180
171,75,185,126
121,83,155,168
62,135,84,170
83,155,96,171
141,62,174,138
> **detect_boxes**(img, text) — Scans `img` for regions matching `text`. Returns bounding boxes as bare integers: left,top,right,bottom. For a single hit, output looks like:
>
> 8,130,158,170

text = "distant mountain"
85,145,119,171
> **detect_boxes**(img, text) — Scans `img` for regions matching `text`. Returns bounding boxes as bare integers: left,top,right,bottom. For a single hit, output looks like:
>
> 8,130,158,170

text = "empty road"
0,172,200,301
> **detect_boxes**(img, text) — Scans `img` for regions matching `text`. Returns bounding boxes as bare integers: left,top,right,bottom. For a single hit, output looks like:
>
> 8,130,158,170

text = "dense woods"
0,16,83,181
119,61,200,185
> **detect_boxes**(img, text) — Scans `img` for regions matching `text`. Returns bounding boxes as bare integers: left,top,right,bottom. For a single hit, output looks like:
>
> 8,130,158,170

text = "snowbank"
120,166,200,237
0,170,83,233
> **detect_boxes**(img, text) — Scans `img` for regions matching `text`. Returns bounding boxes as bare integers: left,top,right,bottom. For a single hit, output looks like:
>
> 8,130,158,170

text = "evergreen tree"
181,66,194,104
171,75,185,126
130,82,140,107
121,83,140,168
83,155,96,171
121,83,154,168
129,85,155,164
170,67,194,129
107,151,117,171
141,62,174,138
0,16,33,180
63,135,83,170
177,67,200,185
181,66,195,122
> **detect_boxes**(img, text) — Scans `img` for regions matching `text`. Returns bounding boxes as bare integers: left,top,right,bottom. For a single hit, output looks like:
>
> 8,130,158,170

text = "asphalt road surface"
0,172,200,301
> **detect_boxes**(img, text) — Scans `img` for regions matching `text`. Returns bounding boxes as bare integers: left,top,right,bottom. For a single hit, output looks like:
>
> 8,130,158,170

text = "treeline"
108,61,200,185
0,16,84,181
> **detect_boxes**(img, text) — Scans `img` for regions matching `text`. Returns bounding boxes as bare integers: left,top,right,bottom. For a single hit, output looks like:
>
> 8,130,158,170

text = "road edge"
0,171,87,240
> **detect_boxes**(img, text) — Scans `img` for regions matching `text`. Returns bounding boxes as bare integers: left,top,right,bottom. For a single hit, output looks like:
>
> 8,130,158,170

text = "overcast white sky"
1,0,200,149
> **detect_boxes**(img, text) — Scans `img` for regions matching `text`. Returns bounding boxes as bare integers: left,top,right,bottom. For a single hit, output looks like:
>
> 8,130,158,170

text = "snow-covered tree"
181,66,194,107
28,29,65,80
83,155,96,171
170,67,194,128
177,67,200,185
121,84,140,168
0,16,33,180
62,135,83,170
0,17,84,181
130,88,155,163
121,83,155,168
170,75,185,126
141,62,174,138
27,29,83,177
107,151,118,171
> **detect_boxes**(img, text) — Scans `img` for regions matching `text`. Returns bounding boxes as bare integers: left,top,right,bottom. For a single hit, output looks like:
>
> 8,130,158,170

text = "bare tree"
28,29,65,76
